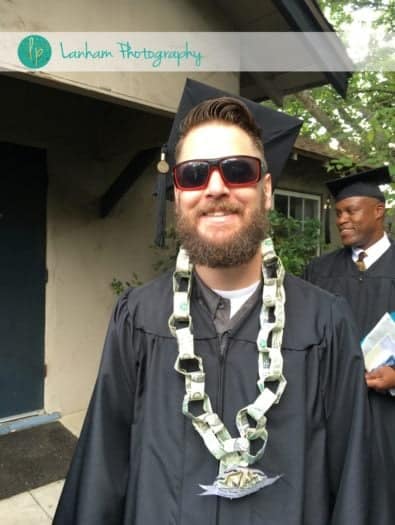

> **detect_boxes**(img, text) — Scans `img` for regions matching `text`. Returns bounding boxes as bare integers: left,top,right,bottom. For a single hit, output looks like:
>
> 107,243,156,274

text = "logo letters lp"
18,34,52,69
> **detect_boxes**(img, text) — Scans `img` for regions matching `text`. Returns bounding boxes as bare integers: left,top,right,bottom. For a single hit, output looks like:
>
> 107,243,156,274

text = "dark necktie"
355,251,367,271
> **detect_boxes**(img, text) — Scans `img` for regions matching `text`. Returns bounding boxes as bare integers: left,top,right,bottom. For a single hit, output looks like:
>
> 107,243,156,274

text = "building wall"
0,0,237,113
0,77,160,414
279,155,328,195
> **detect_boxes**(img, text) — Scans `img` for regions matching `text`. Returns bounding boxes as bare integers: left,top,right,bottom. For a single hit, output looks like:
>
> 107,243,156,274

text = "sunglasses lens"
221,157,259,184
176,161,208,189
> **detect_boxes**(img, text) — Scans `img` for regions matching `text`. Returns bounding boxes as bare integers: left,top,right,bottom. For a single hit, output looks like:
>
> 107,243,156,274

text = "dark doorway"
0,143,47,419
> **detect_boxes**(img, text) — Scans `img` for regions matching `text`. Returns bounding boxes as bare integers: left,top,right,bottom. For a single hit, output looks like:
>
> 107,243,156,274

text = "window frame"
272,188,321,223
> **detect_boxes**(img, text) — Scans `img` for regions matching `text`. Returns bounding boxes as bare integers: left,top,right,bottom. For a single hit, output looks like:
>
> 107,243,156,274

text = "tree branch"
293,91,360,157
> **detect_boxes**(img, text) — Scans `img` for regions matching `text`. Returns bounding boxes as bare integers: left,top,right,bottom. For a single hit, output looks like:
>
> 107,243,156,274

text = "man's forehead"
335,195,382,210
178,122,261,161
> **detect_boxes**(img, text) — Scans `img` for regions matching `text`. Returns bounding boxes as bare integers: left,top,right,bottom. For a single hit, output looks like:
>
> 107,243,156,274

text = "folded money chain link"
168,237,286,498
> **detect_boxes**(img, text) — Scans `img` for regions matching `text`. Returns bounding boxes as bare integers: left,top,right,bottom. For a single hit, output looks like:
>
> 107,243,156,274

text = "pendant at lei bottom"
199,466,282,499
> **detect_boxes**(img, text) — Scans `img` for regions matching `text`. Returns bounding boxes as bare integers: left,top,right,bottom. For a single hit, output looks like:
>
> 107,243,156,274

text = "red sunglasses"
173,155,266,191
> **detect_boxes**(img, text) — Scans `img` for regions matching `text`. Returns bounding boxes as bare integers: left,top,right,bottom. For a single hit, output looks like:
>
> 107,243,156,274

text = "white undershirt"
352,233,391,269
213,281,260,318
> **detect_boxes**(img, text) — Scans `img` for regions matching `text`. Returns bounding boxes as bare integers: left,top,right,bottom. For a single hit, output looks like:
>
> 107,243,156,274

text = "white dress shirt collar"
352,233,391,269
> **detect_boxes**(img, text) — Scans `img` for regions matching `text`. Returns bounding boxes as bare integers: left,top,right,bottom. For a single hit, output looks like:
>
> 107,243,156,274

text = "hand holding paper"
365,366,395,392
361,312,395,394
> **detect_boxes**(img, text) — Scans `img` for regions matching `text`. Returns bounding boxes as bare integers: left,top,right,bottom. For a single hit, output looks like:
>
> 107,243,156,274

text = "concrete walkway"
0,411,85,525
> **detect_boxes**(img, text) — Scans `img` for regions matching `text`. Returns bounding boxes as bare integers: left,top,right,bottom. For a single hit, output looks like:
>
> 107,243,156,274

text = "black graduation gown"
303,241,395,525
54,272,369,525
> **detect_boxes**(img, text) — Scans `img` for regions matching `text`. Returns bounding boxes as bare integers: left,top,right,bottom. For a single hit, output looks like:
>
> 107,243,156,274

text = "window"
273,189,321,223
272,189,322,258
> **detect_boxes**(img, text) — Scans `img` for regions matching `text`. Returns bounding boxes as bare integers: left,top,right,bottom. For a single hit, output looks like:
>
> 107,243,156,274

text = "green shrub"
269,209,323,276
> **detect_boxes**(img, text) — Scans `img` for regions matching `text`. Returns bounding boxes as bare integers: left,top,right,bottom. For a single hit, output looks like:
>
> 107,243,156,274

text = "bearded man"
54,91,369,525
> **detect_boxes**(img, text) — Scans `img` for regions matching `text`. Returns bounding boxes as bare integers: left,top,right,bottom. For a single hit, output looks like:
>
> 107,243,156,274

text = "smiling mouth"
200,212,238,224
203,211,235,217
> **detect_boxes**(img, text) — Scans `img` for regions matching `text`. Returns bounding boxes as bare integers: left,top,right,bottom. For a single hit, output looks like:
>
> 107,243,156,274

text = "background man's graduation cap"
155,78,303,246
326,166,392,203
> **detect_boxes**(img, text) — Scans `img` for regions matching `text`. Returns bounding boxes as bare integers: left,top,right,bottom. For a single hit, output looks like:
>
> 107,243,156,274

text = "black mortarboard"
326,166,392,203
155,78,303,246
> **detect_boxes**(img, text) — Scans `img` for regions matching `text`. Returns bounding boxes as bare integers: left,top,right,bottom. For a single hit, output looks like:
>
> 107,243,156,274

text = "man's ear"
375,202,385,220
262,173,272,211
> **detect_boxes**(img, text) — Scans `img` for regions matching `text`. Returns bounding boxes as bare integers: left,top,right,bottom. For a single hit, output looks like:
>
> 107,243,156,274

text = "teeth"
205,211,233,216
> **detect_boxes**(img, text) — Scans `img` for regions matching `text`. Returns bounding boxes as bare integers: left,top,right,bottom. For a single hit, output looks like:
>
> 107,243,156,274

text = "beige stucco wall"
0,0,237,113
44,154,170,414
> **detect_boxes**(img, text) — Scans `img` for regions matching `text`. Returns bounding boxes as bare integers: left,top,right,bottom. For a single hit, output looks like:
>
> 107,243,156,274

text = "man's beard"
175,201,268,268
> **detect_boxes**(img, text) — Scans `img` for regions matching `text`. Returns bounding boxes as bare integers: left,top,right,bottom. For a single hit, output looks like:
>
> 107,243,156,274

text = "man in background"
304,167,395,525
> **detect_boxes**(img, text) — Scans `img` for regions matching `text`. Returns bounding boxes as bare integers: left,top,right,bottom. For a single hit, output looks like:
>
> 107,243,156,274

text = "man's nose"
336,213,347,225
204,168,230,196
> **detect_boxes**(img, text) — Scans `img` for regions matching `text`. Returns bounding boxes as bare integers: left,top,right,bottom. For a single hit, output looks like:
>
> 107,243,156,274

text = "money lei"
168,237,287,499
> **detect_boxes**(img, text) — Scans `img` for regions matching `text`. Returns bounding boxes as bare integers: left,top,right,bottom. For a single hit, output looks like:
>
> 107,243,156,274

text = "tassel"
324,196,331,245
154,145,170,247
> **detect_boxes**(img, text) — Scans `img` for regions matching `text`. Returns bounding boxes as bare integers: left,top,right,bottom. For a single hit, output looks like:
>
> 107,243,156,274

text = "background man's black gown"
54,272,369,525
304,241,395,525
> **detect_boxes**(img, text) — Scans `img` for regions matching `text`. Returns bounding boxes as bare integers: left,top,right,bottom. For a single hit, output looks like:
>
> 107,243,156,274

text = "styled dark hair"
175,96,264,161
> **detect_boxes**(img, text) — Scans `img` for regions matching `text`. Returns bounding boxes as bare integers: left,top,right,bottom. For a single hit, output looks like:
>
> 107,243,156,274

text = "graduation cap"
326,166,392,203
155,78,303,246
